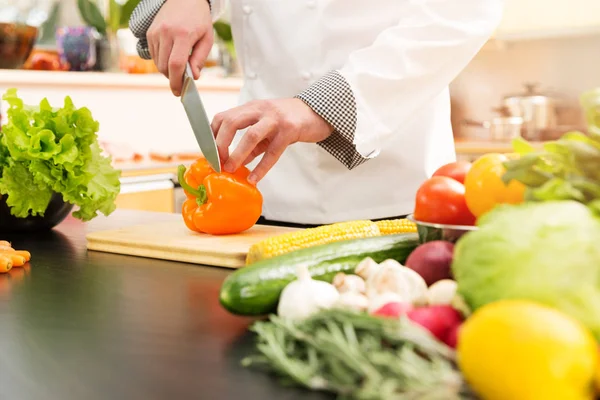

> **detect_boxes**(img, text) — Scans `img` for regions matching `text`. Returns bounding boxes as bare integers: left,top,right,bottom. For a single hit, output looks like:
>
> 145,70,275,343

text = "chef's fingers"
156,36,173,79
242,140,270,166
189,30,214,79
168,38,191,96
146,25,159,67
214,108,261,164
148,36,157,62
224,118,278,173
247,135,288,184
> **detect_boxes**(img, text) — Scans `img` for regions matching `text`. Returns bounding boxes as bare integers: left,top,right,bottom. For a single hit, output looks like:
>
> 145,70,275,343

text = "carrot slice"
13,250,31,262
0,255,12,273
0,252,25,267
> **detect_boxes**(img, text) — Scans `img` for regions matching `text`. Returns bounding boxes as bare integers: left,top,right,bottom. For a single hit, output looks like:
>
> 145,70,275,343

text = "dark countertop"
0,210,330,400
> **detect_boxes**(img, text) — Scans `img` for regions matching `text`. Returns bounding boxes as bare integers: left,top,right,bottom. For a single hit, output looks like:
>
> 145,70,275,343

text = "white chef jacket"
205,0,505,225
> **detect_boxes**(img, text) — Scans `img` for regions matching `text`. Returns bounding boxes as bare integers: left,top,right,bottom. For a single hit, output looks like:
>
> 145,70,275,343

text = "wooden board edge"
86,241,245,269
86,234,238,258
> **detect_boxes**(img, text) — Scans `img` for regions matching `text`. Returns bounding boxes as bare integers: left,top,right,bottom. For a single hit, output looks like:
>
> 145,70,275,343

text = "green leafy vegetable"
451,200,600,341
502,88,600,213
0,88,121,221
580,87,600,137
242,309,475,399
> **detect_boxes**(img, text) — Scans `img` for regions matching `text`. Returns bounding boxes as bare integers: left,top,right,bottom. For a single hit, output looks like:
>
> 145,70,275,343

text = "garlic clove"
355,257,378,280
427,279,458,306
335,291,369,312
333,272,366,294
399,266,429,306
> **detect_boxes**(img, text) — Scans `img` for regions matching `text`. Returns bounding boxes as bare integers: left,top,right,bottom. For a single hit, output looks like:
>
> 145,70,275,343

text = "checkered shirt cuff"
295,71,369,170
129,0,213,60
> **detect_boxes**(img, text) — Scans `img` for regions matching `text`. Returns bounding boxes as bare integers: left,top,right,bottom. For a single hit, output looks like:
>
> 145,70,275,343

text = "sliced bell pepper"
177,158,263,235
464,153,525,219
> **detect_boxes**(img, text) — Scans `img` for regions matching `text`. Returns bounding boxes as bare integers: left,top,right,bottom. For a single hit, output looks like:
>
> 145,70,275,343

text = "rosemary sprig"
241,309,476,400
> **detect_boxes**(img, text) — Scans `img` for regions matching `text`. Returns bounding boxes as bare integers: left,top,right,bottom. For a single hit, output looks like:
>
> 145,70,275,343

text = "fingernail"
247,174,257,184
224,161,234,173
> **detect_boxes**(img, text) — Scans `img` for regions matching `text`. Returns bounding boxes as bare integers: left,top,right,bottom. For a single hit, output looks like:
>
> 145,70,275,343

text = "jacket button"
247,71,257,79
301,71,312,80
243,5,253,14
306,0,316,8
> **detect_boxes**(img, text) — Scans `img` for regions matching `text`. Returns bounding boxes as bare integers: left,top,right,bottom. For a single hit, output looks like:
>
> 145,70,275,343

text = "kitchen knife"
180,62,222,172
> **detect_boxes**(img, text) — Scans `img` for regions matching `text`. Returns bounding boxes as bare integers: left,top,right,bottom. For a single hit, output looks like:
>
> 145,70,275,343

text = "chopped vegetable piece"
0,254,12,273
0,252,26,267
246,219,380,264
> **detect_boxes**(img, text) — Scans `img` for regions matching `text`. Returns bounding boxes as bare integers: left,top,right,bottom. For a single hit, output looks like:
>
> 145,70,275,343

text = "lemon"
457,300,598,400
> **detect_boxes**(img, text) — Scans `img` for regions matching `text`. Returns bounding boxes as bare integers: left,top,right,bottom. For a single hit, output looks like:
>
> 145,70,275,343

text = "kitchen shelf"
0,69,244,92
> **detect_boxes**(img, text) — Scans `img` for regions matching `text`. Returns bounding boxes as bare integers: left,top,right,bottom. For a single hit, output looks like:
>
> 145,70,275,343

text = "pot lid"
503,83,564,101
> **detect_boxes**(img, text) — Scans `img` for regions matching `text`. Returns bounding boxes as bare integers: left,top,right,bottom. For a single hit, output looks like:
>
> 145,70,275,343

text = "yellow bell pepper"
464,153,526,218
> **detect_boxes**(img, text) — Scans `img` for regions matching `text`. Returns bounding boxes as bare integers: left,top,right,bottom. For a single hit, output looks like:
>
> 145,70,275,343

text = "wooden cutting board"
86,220,300,268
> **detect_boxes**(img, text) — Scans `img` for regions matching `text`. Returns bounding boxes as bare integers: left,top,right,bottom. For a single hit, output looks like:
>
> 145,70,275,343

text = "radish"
406,305,463,345
371,301,413,318
444,323,461,349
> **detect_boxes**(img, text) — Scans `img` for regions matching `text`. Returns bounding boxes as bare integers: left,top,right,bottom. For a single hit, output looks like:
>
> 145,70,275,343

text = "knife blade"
180,62,222,172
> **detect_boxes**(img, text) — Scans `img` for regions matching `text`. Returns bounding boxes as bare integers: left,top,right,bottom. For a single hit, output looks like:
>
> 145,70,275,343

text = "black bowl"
0,193,73,233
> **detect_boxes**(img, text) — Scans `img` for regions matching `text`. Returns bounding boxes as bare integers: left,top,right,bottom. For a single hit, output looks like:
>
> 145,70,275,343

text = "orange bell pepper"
464,153,526,219
177,158,263,235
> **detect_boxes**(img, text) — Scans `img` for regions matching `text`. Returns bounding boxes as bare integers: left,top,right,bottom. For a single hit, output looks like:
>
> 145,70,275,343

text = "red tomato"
432,161,472,184
413,176,476,226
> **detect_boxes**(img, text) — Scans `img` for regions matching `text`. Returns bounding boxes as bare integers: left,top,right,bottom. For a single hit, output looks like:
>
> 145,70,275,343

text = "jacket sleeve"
129,0,227,60
295,0,504,169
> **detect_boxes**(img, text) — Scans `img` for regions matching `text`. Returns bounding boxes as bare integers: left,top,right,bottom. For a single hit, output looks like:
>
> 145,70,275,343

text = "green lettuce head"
452,200,600,339
0,88,120,221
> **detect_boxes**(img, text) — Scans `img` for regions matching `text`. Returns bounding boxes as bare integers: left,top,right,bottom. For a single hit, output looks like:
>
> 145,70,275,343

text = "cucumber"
219,233,419,316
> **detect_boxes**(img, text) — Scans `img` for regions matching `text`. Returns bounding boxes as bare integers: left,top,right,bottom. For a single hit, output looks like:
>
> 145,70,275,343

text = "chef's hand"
146,0,213,96
212,99,334,184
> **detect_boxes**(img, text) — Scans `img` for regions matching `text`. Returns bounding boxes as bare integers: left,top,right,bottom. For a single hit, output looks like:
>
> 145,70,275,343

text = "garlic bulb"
277,265,340,321
361,259,428,305
333,272,366,294
427,279,458,306
335,291,369,312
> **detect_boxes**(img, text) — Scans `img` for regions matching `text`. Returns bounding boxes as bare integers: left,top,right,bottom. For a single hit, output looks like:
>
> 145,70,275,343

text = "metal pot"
502,83,565,141
462,107,524,141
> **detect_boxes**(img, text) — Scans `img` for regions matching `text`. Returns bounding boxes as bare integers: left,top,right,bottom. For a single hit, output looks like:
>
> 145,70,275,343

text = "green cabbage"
0,88,120,221
452,201,600,339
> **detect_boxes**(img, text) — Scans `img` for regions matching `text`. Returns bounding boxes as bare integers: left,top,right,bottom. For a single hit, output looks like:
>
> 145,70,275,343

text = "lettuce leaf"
0,88,120,221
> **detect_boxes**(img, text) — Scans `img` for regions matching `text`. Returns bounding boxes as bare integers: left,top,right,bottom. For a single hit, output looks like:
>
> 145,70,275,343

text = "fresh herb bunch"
242,309,476,400
0,89,121,221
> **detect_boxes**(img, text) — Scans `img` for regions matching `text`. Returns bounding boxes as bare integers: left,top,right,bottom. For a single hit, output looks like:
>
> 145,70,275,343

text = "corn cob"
246,220,380,264
375,218,417,235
